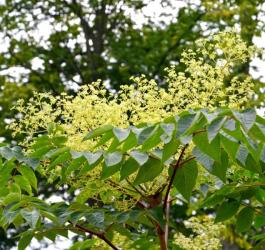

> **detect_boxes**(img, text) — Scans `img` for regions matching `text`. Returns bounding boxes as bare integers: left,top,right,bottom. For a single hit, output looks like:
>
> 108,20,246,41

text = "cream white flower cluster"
10,31,255,152
173,216,225,250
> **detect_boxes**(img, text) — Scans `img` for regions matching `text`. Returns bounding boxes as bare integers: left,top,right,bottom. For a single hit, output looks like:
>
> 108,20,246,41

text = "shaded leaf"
215,200,240,222
220,131,239,161
193,132,220,162
138,126,157,144
120,157,139,180
134,158,162,185
18,165,38,191
192,147,214,171
173,160,198,200
236,207,254,232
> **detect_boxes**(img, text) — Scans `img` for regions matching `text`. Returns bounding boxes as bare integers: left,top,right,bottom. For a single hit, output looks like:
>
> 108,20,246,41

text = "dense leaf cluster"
0,108,265,249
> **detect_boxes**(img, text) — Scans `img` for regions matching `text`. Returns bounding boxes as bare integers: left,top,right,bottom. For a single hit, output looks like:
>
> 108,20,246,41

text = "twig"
241,202,264,216
106,179,137,194
179,156,195,167
126,178,147,198
193,128,206,136
106,179,147,208
68,220,119,250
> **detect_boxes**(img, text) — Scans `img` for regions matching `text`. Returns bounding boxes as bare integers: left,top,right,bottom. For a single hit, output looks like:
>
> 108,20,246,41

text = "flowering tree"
1,32,265,249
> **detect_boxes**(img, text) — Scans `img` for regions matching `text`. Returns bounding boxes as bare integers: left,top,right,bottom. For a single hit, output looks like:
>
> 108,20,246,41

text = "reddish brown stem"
163,145,188,213
156,145,188,250
156,223,167,250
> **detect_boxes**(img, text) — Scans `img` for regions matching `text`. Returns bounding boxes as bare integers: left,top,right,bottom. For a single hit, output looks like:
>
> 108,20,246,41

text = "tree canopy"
0,1,265,249
0,31,265,249
1,0,265,140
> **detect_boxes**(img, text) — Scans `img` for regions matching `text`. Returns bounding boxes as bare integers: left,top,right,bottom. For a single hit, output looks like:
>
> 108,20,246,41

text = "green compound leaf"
130,151,149,166
113,128,130,142
20,208,40,228
14,175,32,195
210,149,229,182
215,200,240,223
65,157,86,176
101,152,123,179
173,160,198,200
162,138,179,162
18,165,38,191
48,151,72,170
138,125,157,144
2,192,21,206
160,123,175,137
220,131,239,161
83,151,103,165
193,132,221,162
120,157,139,181
208,117,226,142
83,125,113,141
236,207,254,233
134,158,163,185
30,145,52,158
121,132,138,152
104,152,123,167
18,234,33,250
141,127,163,151
176,113,197,137
236,145,262,173
233,109,256,131
192,147,214,171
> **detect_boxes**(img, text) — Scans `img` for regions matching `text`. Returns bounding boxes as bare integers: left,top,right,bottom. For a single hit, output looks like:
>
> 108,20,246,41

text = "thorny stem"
68,220,119,250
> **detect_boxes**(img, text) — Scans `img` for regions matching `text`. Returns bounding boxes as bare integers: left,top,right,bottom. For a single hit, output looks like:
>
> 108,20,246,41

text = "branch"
163,144,188,213
68,220,119,250
192,128,206,136
179,156,195,167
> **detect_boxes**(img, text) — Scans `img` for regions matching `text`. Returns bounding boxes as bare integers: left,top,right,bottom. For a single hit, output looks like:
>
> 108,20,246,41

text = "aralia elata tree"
1,0,265,144
1,31,265,249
